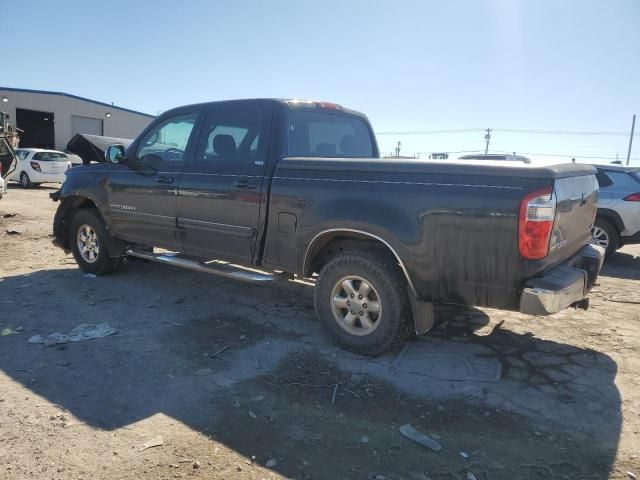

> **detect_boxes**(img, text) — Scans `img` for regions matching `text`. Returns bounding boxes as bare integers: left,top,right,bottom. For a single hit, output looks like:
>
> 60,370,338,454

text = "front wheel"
314,251,411,356
69,209,119,275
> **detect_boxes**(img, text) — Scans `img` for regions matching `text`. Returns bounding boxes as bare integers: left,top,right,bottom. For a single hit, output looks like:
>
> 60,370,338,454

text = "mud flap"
408,288,435,335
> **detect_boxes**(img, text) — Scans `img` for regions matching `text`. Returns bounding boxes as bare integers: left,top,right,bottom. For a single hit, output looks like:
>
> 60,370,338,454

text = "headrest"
340,135,357,155
212,134,236,157
315,142,336,156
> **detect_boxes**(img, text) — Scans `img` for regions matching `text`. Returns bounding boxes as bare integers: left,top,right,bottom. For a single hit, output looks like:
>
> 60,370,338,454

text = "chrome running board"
125,248,281,283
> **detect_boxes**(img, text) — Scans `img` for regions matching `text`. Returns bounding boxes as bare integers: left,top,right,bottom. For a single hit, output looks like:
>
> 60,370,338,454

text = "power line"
375,127,640,136
376,128,484,135
493,128,639,136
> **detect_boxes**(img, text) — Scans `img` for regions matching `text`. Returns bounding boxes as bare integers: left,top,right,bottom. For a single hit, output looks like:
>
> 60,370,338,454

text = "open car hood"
66,134,134,164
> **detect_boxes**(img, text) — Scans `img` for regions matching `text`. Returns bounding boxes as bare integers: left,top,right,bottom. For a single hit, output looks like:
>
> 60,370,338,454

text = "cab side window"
192,108,264,174
134,113,198,170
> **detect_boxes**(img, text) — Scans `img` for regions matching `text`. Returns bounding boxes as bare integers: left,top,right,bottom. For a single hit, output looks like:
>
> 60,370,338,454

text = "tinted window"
32,151,68,162
136,113,198,165
289,111,374,158
630,171,640,184
595,171,614,188
192,108,264,173
608,171,640,190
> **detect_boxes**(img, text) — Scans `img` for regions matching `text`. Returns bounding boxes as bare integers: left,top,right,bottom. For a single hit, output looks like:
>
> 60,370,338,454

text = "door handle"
235,179,258,189
156,176,175,184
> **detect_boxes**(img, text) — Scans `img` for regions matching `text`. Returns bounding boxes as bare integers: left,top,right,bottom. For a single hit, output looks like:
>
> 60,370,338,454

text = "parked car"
591,164,640,256
10,148,71,188
51,99,604,355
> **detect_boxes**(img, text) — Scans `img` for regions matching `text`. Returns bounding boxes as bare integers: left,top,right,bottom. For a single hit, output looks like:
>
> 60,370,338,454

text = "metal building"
0,87,154,151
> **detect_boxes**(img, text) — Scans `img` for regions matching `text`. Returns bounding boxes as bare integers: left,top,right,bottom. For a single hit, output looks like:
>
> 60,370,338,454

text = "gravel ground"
1,184,639,480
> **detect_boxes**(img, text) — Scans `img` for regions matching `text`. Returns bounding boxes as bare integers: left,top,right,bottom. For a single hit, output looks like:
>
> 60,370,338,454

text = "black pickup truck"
52,99,604,355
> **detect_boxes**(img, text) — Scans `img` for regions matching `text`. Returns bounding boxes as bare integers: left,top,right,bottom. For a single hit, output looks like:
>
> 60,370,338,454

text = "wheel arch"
53,195,116,253
596,208,624,233
303,228,417,296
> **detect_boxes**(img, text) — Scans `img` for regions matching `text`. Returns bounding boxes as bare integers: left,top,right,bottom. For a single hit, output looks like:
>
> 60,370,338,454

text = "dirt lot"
1,184,639,480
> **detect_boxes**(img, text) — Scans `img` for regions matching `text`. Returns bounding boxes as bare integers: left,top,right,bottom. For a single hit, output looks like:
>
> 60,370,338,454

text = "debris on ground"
82,273,96,279
2,212,17,218
627,472,637,480
209,345,230,358
361,436,370,444
32,323,118,347
398,424,442,452
460,451,470,459
266,459,277,468
138,435,164,452
5,229,22,235
466,472,478,480
1,326,22,336
192,461,200,469
248,410,257,419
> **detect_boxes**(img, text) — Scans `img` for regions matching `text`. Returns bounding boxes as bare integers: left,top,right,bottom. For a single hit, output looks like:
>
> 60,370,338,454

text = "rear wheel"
20,172,31,188
592,218,619,256
69,209,119,275
314,251,411,356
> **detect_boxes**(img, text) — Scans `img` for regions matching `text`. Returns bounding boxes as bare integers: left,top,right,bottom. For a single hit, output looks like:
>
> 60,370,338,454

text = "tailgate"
548,174,599,262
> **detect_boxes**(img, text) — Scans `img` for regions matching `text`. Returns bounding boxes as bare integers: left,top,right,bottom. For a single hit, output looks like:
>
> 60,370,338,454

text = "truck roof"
159,98,367,119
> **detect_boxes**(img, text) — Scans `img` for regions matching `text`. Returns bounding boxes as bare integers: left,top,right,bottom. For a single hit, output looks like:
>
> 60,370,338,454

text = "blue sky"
3,0,639,163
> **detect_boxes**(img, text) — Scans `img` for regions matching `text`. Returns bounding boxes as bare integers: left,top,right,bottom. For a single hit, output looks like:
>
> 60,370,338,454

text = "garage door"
71,115,103,136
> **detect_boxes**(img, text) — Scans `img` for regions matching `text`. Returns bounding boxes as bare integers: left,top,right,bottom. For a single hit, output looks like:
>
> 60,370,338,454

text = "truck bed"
264,157,598,309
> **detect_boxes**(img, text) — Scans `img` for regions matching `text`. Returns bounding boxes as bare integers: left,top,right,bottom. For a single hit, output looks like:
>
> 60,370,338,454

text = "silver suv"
592,165,640,256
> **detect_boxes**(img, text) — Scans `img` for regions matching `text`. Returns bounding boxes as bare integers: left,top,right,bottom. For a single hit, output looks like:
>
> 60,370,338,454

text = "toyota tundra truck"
51,99,604,355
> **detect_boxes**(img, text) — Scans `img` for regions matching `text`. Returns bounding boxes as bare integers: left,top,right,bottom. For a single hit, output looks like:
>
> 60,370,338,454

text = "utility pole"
395,141,401,157
626,114,636,166
484,128,491,154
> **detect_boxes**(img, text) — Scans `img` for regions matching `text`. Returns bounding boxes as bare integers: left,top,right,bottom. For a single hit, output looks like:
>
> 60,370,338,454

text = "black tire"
20,172,31,188
592,218,619,257
314,250,411,356
69,208,119,275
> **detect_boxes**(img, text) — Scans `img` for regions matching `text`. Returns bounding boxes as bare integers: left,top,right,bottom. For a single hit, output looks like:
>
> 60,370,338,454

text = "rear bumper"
520,244,605,315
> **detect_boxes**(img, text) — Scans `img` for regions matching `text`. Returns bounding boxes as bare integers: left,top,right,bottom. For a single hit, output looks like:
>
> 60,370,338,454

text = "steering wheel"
164,147,184,161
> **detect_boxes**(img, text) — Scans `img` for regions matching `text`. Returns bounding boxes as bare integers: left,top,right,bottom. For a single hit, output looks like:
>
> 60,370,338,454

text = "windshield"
33,151,68,162
289,111,374,158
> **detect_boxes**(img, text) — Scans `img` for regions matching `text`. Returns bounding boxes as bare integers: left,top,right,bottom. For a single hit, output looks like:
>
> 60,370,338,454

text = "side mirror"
105,144,126,164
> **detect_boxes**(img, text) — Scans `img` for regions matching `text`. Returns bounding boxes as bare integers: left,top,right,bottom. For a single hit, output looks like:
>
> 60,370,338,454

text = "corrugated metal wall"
0,89,153,150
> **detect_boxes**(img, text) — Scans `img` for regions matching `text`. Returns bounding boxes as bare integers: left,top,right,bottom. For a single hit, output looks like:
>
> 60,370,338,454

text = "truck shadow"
600,250,640,280
0,264,623,479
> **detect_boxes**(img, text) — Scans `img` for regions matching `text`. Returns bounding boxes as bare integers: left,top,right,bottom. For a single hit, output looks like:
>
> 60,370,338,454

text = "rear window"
289,111,374,158
32,151,68,162
595,170,614,188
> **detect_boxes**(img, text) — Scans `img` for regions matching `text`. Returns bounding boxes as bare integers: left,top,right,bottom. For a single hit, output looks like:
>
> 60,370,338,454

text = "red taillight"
30,161,41,172
316,102,342,110
624,192,640,202
519,186,556,260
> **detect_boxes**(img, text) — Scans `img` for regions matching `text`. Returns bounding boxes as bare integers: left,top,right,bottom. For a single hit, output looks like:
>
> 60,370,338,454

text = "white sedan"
10,149,72,188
